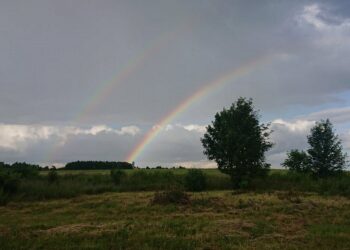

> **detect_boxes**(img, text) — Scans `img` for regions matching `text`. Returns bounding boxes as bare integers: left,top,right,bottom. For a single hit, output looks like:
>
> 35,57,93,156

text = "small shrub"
185,169,207,192
111,169,126,185
0,170,20,205
238,179,250,189
152,189,190,205
0,170,20,194
48,169,59,184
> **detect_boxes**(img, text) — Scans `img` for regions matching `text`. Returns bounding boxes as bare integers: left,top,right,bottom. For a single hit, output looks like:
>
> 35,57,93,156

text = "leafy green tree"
307,119,347,177
201,97,273,188
282,150,311,173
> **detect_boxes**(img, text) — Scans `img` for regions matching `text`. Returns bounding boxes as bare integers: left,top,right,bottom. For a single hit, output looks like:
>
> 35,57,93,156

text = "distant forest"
0,161,134,171
64,161,134,170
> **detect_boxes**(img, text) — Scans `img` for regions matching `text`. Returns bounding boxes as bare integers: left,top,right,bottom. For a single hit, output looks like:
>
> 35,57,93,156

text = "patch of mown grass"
2,191,349,249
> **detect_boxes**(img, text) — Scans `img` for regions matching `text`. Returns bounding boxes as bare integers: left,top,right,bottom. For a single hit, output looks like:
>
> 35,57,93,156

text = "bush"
0,169,20,194
282,150,310,173
185,169,207,192
10,162,40,178
48,169,59,184
152,189,190,205
110,169,126,185
0,169,20,205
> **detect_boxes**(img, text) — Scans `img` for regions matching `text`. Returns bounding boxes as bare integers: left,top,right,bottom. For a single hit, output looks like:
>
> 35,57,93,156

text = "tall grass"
249,171,350,196
118,170,183,191
3,169,350,204
15,174,116,201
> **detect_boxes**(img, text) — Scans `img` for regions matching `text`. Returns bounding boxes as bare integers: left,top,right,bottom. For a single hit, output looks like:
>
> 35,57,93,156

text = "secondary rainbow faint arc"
126,55,275,163
75,27,187,123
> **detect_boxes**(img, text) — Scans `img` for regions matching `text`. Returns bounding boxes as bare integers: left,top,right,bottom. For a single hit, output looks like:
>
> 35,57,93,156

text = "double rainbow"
46,24,191,164
75,28,189,122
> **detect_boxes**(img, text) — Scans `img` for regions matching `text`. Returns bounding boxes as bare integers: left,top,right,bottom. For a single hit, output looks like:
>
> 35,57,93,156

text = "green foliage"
6,162,40,178
47,169,59,184
17,174,116,201
283,149,311,173
307,119,348,178
110,169,126,185
201,97,273,187
185,169,207,192
0,168,349,204
119,170,181,191
0,169,20,205
0,169,20,194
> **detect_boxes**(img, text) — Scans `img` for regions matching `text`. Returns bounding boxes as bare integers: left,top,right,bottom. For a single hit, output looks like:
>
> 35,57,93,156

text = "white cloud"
0,124,140,151
272,119,315,132
180,124,207,133
299,4,350,31
174,161,216,169
267,119,315,166
297,4,350,46
300,4,328,30
117,126,140,136
299,107,350,124
0,124,58,151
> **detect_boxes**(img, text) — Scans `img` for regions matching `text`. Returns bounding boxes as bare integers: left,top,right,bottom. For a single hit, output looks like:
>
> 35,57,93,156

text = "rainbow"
126,54,276,163
46,24,192,164
75,28,187,122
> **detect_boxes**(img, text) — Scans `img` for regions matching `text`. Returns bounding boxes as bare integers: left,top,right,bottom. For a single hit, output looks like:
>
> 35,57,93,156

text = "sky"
1,0,350,168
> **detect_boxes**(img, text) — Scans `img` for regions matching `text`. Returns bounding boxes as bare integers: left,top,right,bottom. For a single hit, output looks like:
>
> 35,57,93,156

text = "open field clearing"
1,191,349,249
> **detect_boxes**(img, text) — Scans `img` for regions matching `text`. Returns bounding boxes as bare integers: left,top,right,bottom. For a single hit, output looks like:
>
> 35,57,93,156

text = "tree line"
64,161,134,170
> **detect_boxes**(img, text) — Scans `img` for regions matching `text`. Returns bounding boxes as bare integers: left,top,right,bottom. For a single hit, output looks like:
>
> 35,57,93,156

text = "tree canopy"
307,119,347,177
201,97,273,187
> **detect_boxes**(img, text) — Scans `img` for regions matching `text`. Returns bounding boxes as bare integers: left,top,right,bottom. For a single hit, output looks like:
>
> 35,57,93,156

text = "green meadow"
1,190,350,249
1,168,350,249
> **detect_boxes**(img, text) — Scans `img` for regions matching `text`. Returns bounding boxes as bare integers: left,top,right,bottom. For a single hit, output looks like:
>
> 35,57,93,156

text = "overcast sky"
1,0,350,167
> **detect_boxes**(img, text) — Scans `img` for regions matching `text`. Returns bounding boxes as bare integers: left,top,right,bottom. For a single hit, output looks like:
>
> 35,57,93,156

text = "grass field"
3,168,347,203
2,168,350,249
1,190,350,249
40,168,286,176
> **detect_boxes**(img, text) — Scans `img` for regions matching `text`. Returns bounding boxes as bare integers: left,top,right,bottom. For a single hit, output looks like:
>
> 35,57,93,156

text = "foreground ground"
1,191,350,249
